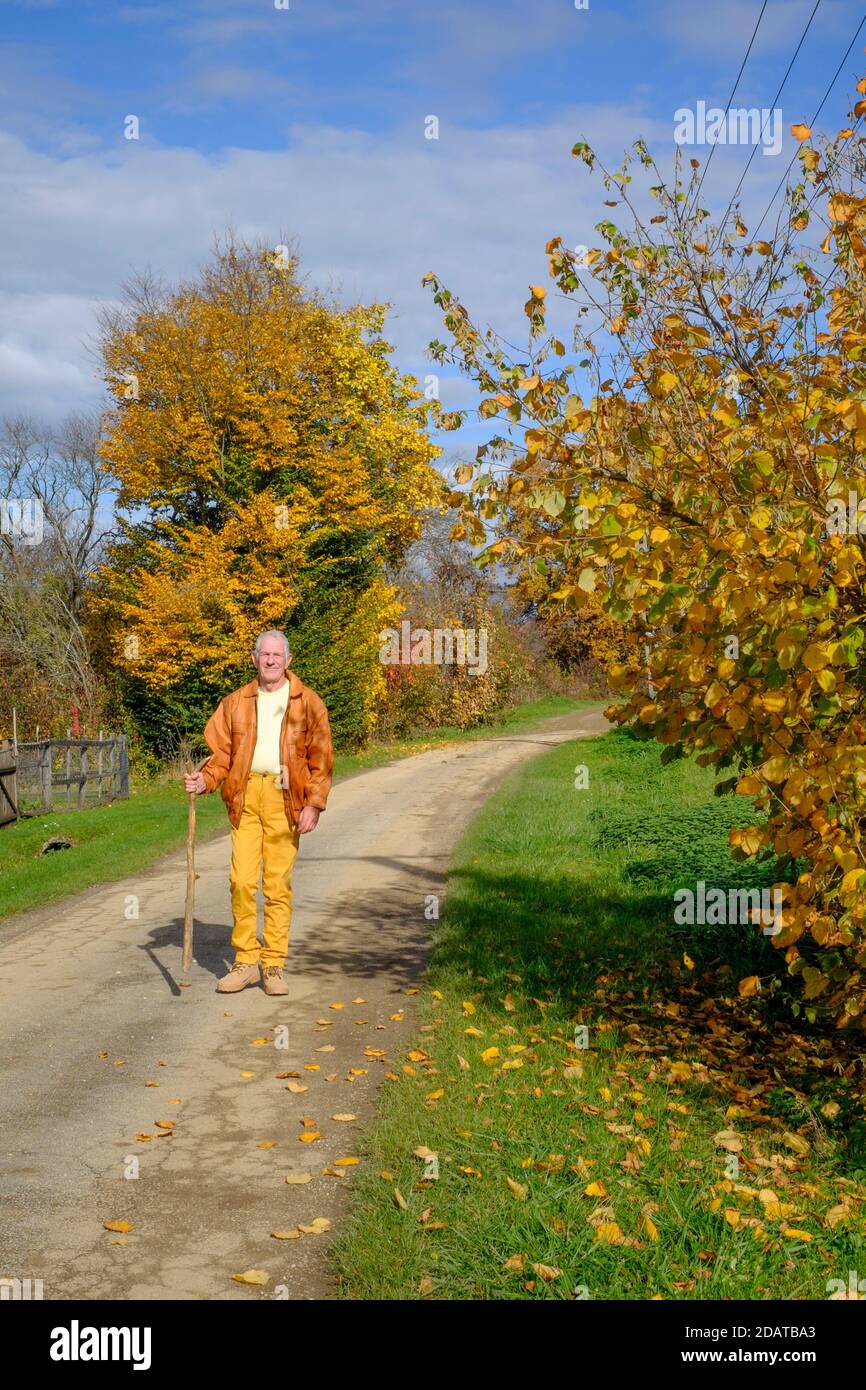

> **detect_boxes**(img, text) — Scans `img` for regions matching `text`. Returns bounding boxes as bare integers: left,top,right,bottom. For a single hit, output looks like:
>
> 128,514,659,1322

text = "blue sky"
0,0,864,461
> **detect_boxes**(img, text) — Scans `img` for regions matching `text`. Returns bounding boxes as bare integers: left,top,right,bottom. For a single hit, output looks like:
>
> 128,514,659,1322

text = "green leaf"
577,567,597,593
541,490,566,517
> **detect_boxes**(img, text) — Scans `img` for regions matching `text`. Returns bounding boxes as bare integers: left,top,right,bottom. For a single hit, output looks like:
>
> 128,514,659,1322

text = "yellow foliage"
423,78,866,1024
90,239,442,747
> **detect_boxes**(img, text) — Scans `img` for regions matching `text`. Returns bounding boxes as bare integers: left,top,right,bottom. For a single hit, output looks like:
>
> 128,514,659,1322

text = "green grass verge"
333,728,866,1301
0,786,230,922
0,694,593,923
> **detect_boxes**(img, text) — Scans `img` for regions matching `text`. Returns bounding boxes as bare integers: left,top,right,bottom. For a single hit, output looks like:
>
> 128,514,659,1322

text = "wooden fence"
0,733,129,823
0,744,17,827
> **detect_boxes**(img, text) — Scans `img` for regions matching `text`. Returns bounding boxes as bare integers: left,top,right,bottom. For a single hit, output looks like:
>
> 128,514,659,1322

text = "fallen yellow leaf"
593,1222,622,1245
232,1269,270,1285
639,1213,659,1241
781,1131,810,1156
502,1253,527,1273
297,1218,331,1235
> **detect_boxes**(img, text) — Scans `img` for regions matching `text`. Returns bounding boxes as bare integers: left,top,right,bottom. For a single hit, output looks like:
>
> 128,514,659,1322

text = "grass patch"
0,785,229,922
0,694,592,923
333,728,866,1301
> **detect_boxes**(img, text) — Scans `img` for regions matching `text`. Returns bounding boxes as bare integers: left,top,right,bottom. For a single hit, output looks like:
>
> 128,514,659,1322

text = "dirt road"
0,705,607,1301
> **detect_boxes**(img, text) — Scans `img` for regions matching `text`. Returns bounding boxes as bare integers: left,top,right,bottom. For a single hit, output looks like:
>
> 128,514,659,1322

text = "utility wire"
750,8,866,242
692,0,769,210
712,0,822,246
766,12,866,354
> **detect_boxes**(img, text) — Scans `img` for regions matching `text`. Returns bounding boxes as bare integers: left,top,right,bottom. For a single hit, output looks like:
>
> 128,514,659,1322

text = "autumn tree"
423,80,866,1025
375,510,545,737
90,237,442,752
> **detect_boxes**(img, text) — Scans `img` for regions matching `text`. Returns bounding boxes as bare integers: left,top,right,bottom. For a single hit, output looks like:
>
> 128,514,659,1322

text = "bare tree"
0,412,116,614
0,413,117,733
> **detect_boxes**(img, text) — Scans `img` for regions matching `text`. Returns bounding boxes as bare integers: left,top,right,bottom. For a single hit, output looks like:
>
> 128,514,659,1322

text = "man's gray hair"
254,629,291,661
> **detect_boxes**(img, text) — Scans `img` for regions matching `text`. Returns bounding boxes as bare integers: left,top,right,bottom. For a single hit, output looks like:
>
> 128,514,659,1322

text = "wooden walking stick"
182,758,210,975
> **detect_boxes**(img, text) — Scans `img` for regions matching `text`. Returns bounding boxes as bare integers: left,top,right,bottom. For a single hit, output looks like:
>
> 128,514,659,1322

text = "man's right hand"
184,771,207,794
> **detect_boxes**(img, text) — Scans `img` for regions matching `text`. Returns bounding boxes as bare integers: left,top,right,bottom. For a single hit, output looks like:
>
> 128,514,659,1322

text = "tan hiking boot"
216,961,261,993
262,965,289,996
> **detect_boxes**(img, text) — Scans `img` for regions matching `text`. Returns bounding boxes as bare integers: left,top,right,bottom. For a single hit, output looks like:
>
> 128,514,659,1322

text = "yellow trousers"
229,773,300,968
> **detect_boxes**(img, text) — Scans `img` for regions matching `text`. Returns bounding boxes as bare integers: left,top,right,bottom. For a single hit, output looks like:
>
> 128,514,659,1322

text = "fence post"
11,707,19,822
78,744,88,809
118,735,129,799
0,741,17,827
65,732,72,806
40,742,52,811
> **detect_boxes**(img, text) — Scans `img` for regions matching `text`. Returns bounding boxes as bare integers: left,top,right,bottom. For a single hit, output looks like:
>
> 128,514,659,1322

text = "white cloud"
0,101,812,425
0,292,103,419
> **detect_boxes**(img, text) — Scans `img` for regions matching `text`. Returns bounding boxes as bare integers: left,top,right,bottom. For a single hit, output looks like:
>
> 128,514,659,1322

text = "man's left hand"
297,805,320,835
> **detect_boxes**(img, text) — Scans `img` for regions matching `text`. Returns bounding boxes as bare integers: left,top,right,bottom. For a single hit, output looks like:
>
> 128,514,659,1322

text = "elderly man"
183,630,333,996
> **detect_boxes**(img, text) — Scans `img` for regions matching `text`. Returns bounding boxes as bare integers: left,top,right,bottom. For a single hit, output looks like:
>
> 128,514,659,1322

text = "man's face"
254,638,289,679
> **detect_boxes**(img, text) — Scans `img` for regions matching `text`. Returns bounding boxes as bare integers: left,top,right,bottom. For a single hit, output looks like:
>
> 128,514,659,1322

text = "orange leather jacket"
199,672,334,829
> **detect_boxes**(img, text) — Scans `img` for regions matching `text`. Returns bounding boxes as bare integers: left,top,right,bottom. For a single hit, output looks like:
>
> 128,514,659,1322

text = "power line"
712,0,823,247
750,8,866,242
692,0,769,210
764,11,866,355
